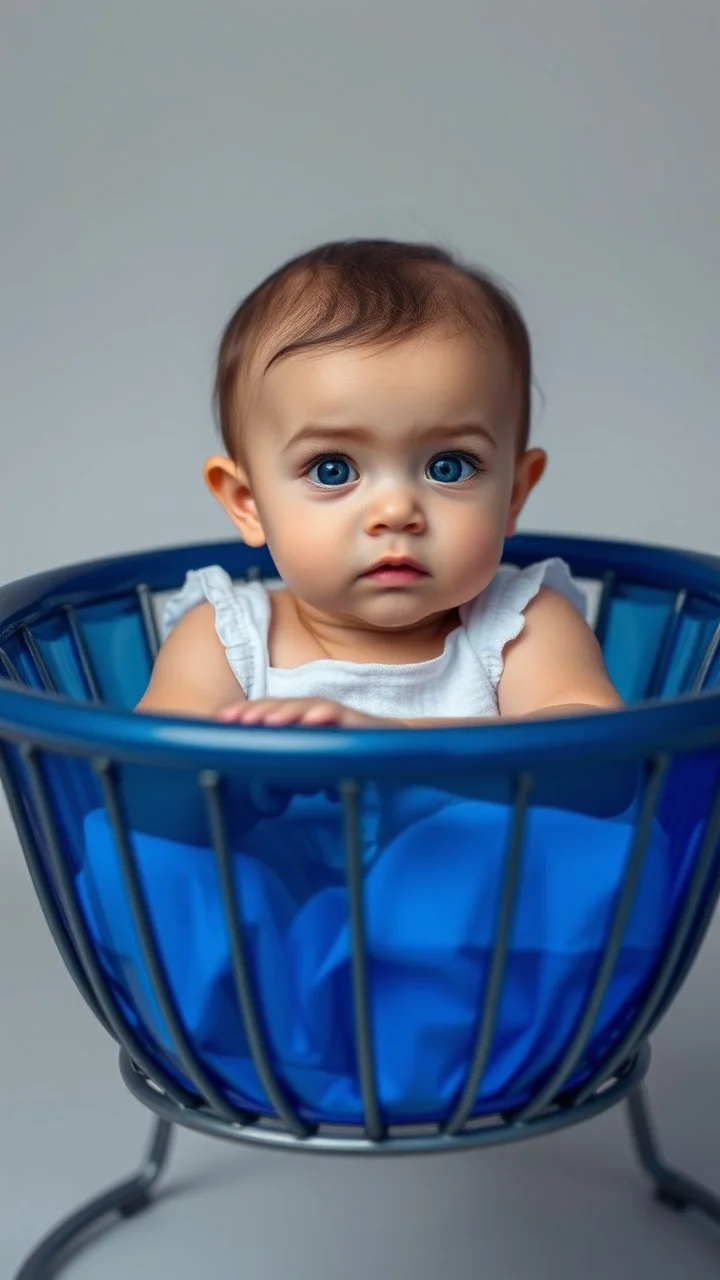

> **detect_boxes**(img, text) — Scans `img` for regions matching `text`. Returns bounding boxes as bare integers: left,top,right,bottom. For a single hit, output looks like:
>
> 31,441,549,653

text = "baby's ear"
203,454,267,547
505,448,547,537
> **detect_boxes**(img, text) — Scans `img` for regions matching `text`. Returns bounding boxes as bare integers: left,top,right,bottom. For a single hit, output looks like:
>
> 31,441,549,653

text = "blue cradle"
1,532,720,1143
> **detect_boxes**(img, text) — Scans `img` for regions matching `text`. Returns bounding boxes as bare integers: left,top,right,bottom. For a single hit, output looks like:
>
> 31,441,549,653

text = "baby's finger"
218,700,276,724
239,699,288,724
299,703,341,725
217,702,248,722
262,701,309,724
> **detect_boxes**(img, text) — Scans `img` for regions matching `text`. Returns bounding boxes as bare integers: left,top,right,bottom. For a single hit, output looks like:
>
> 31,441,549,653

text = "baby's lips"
361,560,429,576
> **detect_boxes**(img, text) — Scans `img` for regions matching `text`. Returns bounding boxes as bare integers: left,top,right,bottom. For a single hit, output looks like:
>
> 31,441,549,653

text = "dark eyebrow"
282,422,497,453
282,425,370,453
430,423,497,449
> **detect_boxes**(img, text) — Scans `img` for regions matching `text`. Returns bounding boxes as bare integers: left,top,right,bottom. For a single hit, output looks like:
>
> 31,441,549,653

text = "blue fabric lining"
78,786,689,1124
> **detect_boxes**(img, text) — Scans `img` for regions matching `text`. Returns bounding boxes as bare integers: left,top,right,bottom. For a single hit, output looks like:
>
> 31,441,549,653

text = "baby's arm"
135,602,246,719
497,586,622,717
404,587,621,727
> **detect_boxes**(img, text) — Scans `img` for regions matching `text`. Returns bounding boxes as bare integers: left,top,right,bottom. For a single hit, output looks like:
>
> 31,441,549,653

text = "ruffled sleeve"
161,565,270,699
461,558,587,690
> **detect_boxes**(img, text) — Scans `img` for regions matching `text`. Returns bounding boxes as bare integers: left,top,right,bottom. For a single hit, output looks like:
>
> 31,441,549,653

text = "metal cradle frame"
1,534,720,1276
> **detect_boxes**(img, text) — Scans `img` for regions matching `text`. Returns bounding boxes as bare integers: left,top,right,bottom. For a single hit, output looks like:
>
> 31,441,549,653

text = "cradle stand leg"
627,1084,720,1223
12,1117,174,1279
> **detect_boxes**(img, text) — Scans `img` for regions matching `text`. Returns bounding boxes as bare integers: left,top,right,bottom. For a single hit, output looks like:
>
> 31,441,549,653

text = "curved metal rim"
119,1043,652,1157
2,680,720,777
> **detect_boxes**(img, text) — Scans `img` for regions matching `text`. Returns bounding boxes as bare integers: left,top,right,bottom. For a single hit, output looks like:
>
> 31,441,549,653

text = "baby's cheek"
433,514,501,605
451,503,505,565
271,513,342,590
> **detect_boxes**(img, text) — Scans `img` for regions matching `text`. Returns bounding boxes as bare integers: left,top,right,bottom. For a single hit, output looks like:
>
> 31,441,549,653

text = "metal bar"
641,589,688,700
341,778,383,1143
511,757,668,1125
0,647,22,681
95,756,255,1125
444,772,534,1136
64,604,103,702
691,621,720,693
646,813,720,1035
627,1085,720,1222
200,769,313,1138
135,583,161,662
13,1118,174,1280
21,627,57,691
0,741,111,1034
593,570,617,647
649,895,720,1035
18,743,198,1109
571,777,720,1106
121,1042,652,1156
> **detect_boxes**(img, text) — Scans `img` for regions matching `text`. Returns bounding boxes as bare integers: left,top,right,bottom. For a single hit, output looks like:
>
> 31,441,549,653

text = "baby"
137,238,621,727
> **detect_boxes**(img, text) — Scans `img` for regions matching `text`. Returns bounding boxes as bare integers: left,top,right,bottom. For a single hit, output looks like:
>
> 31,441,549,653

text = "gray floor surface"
1,835,719,1279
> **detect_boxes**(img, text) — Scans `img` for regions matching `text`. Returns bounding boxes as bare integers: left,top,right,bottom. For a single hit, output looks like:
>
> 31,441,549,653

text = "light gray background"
1,3,719,1276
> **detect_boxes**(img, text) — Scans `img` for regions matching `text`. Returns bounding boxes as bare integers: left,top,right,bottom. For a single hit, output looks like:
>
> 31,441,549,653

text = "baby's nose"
364,485,426,533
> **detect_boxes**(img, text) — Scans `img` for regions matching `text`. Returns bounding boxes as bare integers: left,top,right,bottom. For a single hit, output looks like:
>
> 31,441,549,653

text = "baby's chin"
312,596,459,633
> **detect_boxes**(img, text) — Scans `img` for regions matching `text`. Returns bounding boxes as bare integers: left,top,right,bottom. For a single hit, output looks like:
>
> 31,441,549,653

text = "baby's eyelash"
298,450,487,476
430,451,485,471
298,451,350,474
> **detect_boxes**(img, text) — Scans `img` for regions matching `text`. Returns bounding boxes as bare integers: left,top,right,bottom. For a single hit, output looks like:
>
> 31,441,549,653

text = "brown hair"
213,238,533,458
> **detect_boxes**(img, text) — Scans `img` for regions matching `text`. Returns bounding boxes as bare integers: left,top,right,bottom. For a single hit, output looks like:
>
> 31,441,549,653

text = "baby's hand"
217,696,389,728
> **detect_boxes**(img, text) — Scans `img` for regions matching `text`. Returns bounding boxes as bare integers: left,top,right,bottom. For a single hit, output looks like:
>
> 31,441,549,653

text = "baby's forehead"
255,330,516,410
245,335,519,457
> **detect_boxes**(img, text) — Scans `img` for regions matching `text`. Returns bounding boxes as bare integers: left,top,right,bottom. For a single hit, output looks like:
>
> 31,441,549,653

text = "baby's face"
227,330,544,629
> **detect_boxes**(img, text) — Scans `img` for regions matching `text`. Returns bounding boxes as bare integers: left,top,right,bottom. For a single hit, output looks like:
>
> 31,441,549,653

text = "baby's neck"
288,593,461,666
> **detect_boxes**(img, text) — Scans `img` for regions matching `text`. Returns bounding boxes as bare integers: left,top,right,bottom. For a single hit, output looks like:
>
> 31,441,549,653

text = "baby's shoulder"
162,598,221,649
497,581,621,718
512,581,588,636
136,601,242,717
462,558,586,646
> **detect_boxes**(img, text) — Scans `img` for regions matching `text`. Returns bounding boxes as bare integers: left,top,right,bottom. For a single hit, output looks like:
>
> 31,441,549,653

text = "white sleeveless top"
162,558,586,720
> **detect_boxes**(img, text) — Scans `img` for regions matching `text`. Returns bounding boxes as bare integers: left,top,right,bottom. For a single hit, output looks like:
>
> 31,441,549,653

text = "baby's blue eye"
426,453,477,484
308,457,358,487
